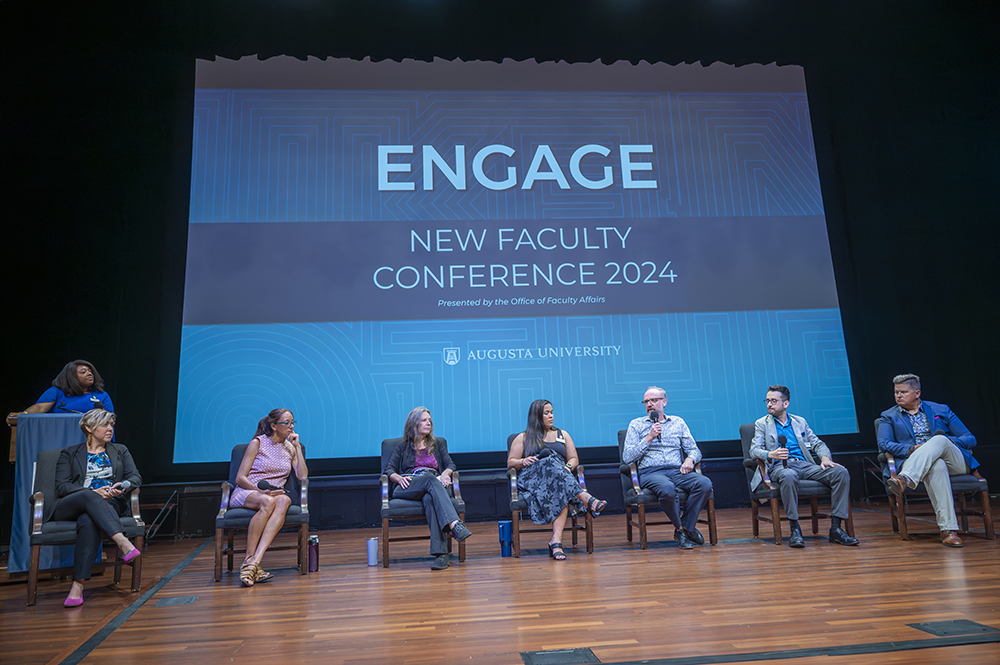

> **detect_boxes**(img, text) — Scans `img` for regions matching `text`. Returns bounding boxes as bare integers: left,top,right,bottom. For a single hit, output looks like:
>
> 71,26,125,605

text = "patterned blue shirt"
905,408,932,445
623,414,702,469
85,451,114,489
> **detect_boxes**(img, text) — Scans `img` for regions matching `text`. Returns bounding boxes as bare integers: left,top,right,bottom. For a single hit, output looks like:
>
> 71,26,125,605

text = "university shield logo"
443,347,460,365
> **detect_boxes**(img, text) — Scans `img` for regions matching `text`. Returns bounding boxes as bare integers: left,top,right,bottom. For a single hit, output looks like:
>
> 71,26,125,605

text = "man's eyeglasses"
641,398,663,405
764,398,783,405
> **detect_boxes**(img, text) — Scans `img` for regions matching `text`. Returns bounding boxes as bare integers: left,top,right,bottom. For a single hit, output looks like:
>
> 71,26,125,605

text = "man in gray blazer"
750,385,858,548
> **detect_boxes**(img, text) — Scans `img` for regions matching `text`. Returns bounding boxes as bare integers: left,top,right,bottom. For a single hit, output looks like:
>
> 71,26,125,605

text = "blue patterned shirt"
623,414,702,469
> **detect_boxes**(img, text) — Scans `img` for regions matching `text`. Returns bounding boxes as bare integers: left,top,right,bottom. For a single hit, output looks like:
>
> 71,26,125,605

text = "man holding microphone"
750,385,858,548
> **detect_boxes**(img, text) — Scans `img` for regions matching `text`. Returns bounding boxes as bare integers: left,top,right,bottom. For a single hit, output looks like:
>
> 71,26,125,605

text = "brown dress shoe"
940,530,964,548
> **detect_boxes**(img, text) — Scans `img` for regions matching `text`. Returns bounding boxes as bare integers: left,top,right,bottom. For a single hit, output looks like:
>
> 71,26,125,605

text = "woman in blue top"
7,360,113,425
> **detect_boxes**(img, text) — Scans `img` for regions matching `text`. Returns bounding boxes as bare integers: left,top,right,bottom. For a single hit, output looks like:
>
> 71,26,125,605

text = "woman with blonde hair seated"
53,409,141,606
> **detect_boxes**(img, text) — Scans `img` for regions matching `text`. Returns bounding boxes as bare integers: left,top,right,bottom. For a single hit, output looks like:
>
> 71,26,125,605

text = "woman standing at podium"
7,360,114,425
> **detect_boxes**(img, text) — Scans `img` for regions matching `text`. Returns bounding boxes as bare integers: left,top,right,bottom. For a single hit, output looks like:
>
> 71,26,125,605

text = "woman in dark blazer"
383,407,472,570
52,409,141,606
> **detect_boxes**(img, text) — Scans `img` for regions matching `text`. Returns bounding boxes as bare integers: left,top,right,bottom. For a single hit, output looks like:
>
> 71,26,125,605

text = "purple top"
414,448,439,471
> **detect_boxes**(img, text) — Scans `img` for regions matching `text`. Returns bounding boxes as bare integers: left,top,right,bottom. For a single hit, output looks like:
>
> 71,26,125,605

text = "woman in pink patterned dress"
230,408,308,586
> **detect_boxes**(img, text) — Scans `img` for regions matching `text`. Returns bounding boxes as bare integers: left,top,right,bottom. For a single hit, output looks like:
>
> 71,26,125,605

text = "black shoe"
430,554,450,570
688,528,705,546
450,521,472,542
788,526,805,548
829,526,859,546
674,529,694,550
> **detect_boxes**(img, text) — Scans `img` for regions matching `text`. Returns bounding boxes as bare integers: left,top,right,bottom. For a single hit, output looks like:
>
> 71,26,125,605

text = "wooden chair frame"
214,443,310,581
378,437,466,568
739,423,854,545
506,430,593,557
27,449,144,606
618,430,718,549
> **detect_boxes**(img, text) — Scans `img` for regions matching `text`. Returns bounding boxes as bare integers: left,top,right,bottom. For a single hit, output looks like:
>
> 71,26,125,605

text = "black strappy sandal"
548,542,567,560
587,496,607,516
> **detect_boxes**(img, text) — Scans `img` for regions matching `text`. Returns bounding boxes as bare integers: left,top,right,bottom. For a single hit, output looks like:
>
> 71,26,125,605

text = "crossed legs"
242,492,293,566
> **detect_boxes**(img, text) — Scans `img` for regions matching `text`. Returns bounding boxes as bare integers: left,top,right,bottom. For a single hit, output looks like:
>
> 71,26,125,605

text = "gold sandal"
240,561,257,587
254,564,273,583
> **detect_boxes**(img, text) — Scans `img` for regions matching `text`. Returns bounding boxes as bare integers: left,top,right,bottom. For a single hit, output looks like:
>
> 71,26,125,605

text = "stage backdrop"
174,56,856,463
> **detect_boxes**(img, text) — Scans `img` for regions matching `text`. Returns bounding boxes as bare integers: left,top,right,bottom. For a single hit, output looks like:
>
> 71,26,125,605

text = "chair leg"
382,517,390,568
625,504,633,543
458,511,466,562
980,490,996,540
227,529,235,571
750,499,760,539
131,535,143,592
810,497,820,534
113,545,123,585
898,495,911,540
214,528,224,582
299,524,308,574
888,494,900,533
512,510,521,558
584,511,594,553
637,504,648,550
845,504,856,538
570,514,579,547
706,498,718,545
958,493,969,533
770,498,781,545
27,545,41,606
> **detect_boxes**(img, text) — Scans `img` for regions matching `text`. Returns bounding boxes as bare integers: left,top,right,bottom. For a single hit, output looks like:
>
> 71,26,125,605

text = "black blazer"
50,442,142,522
383,438,456,477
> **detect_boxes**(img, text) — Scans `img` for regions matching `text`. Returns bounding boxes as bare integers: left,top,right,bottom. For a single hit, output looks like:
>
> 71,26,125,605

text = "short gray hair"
892,374,921,391
645,386,667,399
79,408,115,434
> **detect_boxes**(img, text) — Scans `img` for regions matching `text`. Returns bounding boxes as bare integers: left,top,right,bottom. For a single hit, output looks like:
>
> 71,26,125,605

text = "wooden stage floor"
2,501,998,665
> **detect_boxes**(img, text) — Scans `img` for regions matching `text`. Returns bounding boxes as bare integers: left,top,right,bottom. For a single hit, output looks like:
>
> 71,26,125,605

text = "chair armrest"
694,462,704,475
129,487,145,527
575,464,588,492
743,458,773,490
452,471,464,507
31,492,44,535
884,452,898,478
299,477,309,515
379,475,390,509
507,468,518,501
217,481,232,518
628,462,642,495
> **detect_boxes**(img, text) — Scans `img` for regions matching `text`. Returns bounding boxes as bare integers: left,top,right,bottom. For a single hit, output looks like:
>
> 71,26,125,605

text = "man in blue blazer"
877,373,979,548
750,385,858,548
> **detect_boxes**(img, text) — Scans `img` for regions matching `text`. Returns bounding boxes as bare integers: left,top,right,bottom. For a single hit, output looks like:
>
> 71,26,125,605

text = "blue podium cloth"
9,414,86,573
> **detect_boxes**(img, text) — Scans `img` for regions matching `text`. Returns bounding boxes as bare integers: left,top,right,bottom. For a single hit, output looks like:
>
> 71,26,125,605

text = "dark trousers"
392,474,459,555
52,490,125,580
638,465,713,533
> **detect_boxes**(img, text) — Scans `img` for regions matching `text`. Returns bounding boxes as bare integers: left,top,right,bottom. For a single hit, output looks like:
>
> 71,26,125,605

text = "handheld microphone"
932,429,946,437
536,448,555,459
257,480,284,492
650,409,662,443
777,435,788,468
117,480,132,492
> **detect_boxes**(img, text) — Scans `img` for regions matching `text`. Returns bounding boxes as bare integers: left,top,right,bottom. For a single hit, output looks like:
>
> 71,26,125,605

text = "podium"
8,414,86,573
